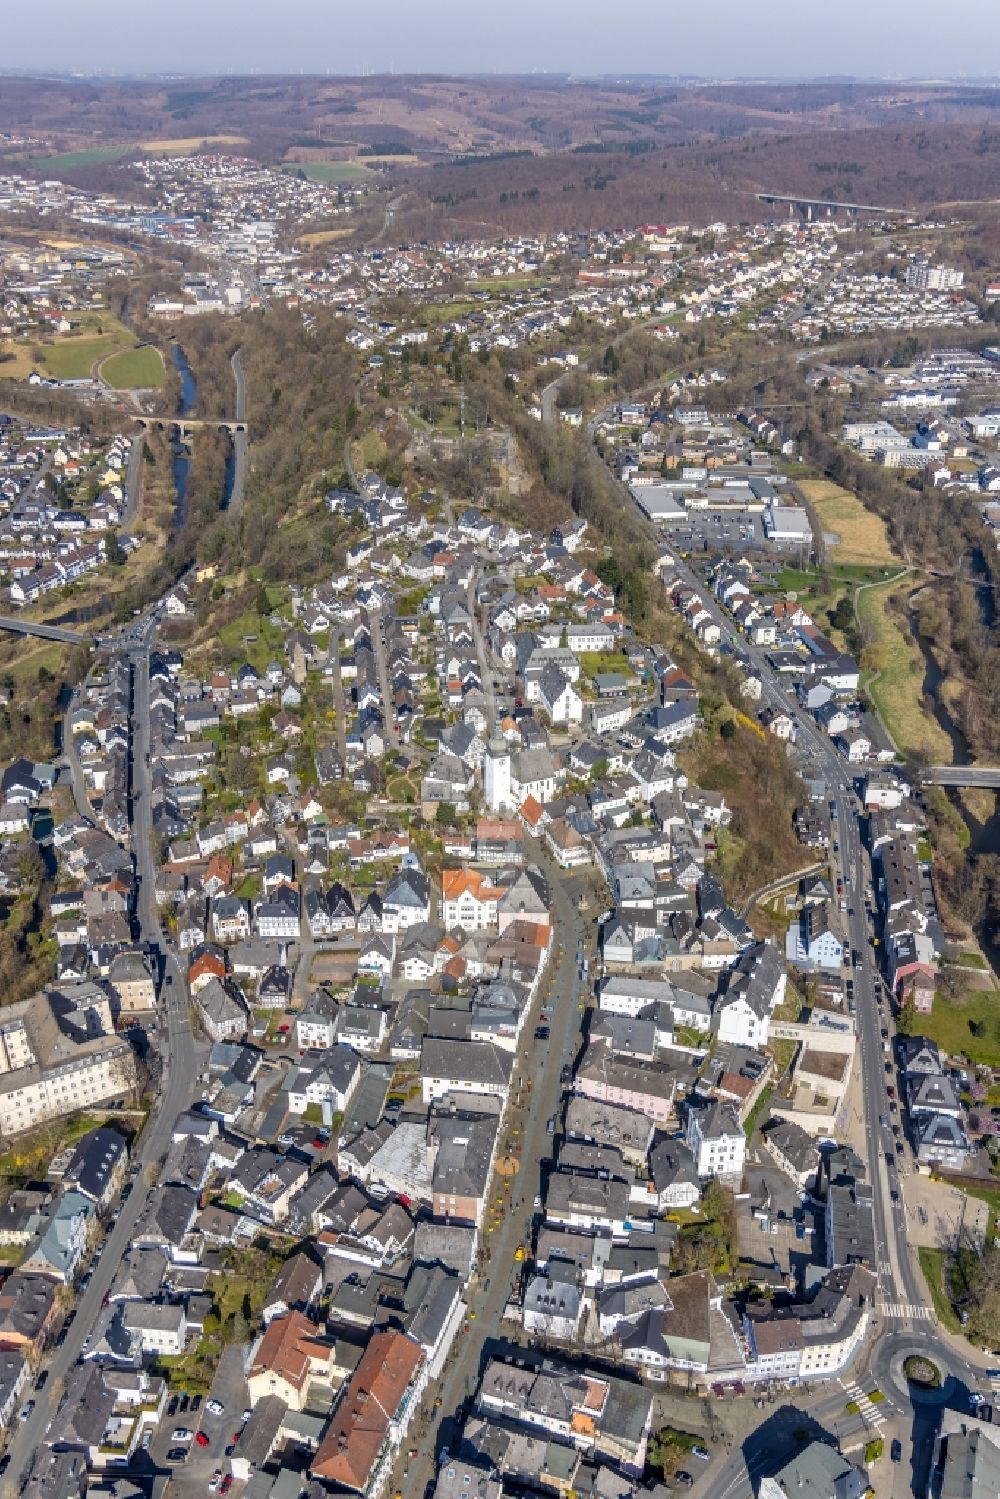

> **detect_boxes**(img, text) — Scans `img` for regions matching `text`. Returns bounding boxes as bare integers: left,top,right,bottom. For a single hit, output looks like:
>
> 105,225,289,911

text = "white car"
206,1399,225,1417
172,1428,193,1442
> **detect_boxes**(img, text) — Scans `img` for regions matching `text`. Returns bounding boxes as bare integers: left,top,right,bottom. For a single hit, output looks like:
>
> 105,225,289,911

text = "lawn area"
800,479,898,566
856,575,952,762
917,1246,963,1333
41,322,136,381
353,431,388,470
216,610,289,673
919,986,1000,1066
0,342,42,379
32,144,134,172
578,650,631,679
743,1085,774,1141
281,160,374,183
101,344,165,389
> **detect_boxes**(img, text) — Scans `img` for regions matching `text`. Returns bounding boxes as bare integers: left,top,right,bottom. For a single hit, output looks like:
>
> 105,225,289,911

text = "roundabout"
870,1330,970,1412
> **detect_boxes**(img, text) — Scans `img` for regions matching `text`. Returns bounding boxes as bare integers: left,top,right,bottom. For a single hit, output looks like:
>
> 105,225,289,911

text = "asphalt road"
0,614,89,645
386,852,590,1499
122,429,145,532
467,567,497,736
369,609,400,753
2,610,199,1494
602,454,997,1492
925,766,1000,788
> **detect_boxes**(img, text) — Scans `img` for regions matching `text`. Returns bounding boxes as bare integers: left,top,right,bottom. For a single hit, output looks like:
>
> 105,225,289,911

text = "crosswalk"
843,1380,887,1429
879,1300,935,1321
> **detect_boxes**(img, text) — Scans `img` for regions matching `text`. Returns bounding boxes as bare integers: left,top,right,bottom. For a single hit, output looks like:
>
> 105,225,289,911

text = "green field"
919,987,1000,1067
101,344,165,389
281,161,373,183
856,574,952,762
42,331,133,381
33,144,134,172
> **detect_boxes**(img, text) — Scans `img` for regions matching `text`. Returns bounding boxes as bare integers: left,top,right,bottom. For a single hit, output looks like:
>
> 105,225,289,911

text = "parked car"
173,1428,193,1442
196,1432,210,1448
691,1446,710,1461
166,1449,188,1464
19,1400,34,1422
206,1399,225,1417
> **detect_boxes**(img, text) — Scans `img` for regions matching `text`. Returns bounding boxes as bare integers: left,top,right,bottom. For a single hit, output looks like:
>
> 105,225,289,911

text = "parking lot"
657,506,812,563
901,1173,989,1251
148,1345,250,1499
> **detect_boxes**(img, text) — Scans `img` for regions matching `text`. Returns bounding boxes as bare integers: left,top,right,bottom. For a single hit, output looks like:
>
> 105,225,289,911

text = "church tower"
484,735,512,814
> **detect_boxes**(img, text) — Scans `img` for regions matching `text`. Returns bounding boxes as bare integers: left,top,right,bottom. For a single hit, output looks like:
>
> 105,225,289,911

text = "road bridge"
925,765,1000,789
0,614,90,645
756,191,905,220
135,416,247,438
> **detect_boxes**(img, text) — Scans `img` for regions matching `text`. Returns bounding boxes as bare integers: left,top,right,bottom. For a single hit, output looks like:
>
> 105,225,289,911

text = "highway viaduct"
756,191,906,221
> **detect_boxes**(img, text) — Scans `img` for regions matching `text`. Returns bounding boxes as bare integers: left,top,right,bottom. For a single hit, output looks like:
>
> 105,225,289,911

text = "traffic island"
903,1354,942,1389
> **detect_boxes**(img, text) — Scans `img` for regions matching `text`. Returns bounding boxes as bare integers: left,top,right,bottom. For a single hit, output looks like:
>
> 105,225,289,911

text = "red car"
220,1478,233,1495
195,1432,210,1448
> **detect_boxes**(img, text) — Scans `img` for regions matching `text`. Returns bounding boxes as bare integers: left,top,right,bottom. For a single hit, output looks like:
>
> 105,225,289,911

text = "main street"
386,851,590,1499
2,606,200,1496
600,450,993,1492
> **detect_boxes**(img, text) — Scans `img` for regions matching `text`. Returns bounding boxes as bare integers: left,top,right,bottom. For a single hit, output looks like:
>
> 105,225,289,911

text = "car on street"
891,1439,901,1463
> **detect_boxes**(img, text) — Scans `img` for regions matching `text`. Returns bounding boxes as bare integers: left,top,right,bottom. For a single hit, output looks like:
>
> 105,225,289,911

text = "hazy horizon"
3,0,1000,80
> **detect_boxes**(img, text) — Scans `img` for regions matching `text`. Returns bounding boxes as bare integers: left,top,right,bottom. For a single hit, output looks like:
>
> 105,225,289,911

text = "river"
169,343,237,519
169,343,195,527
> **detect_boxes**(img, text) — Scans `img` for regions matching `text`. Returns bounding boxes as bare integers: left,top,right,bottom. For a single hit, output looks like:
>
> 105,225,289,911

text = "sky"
3,0,1000,79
